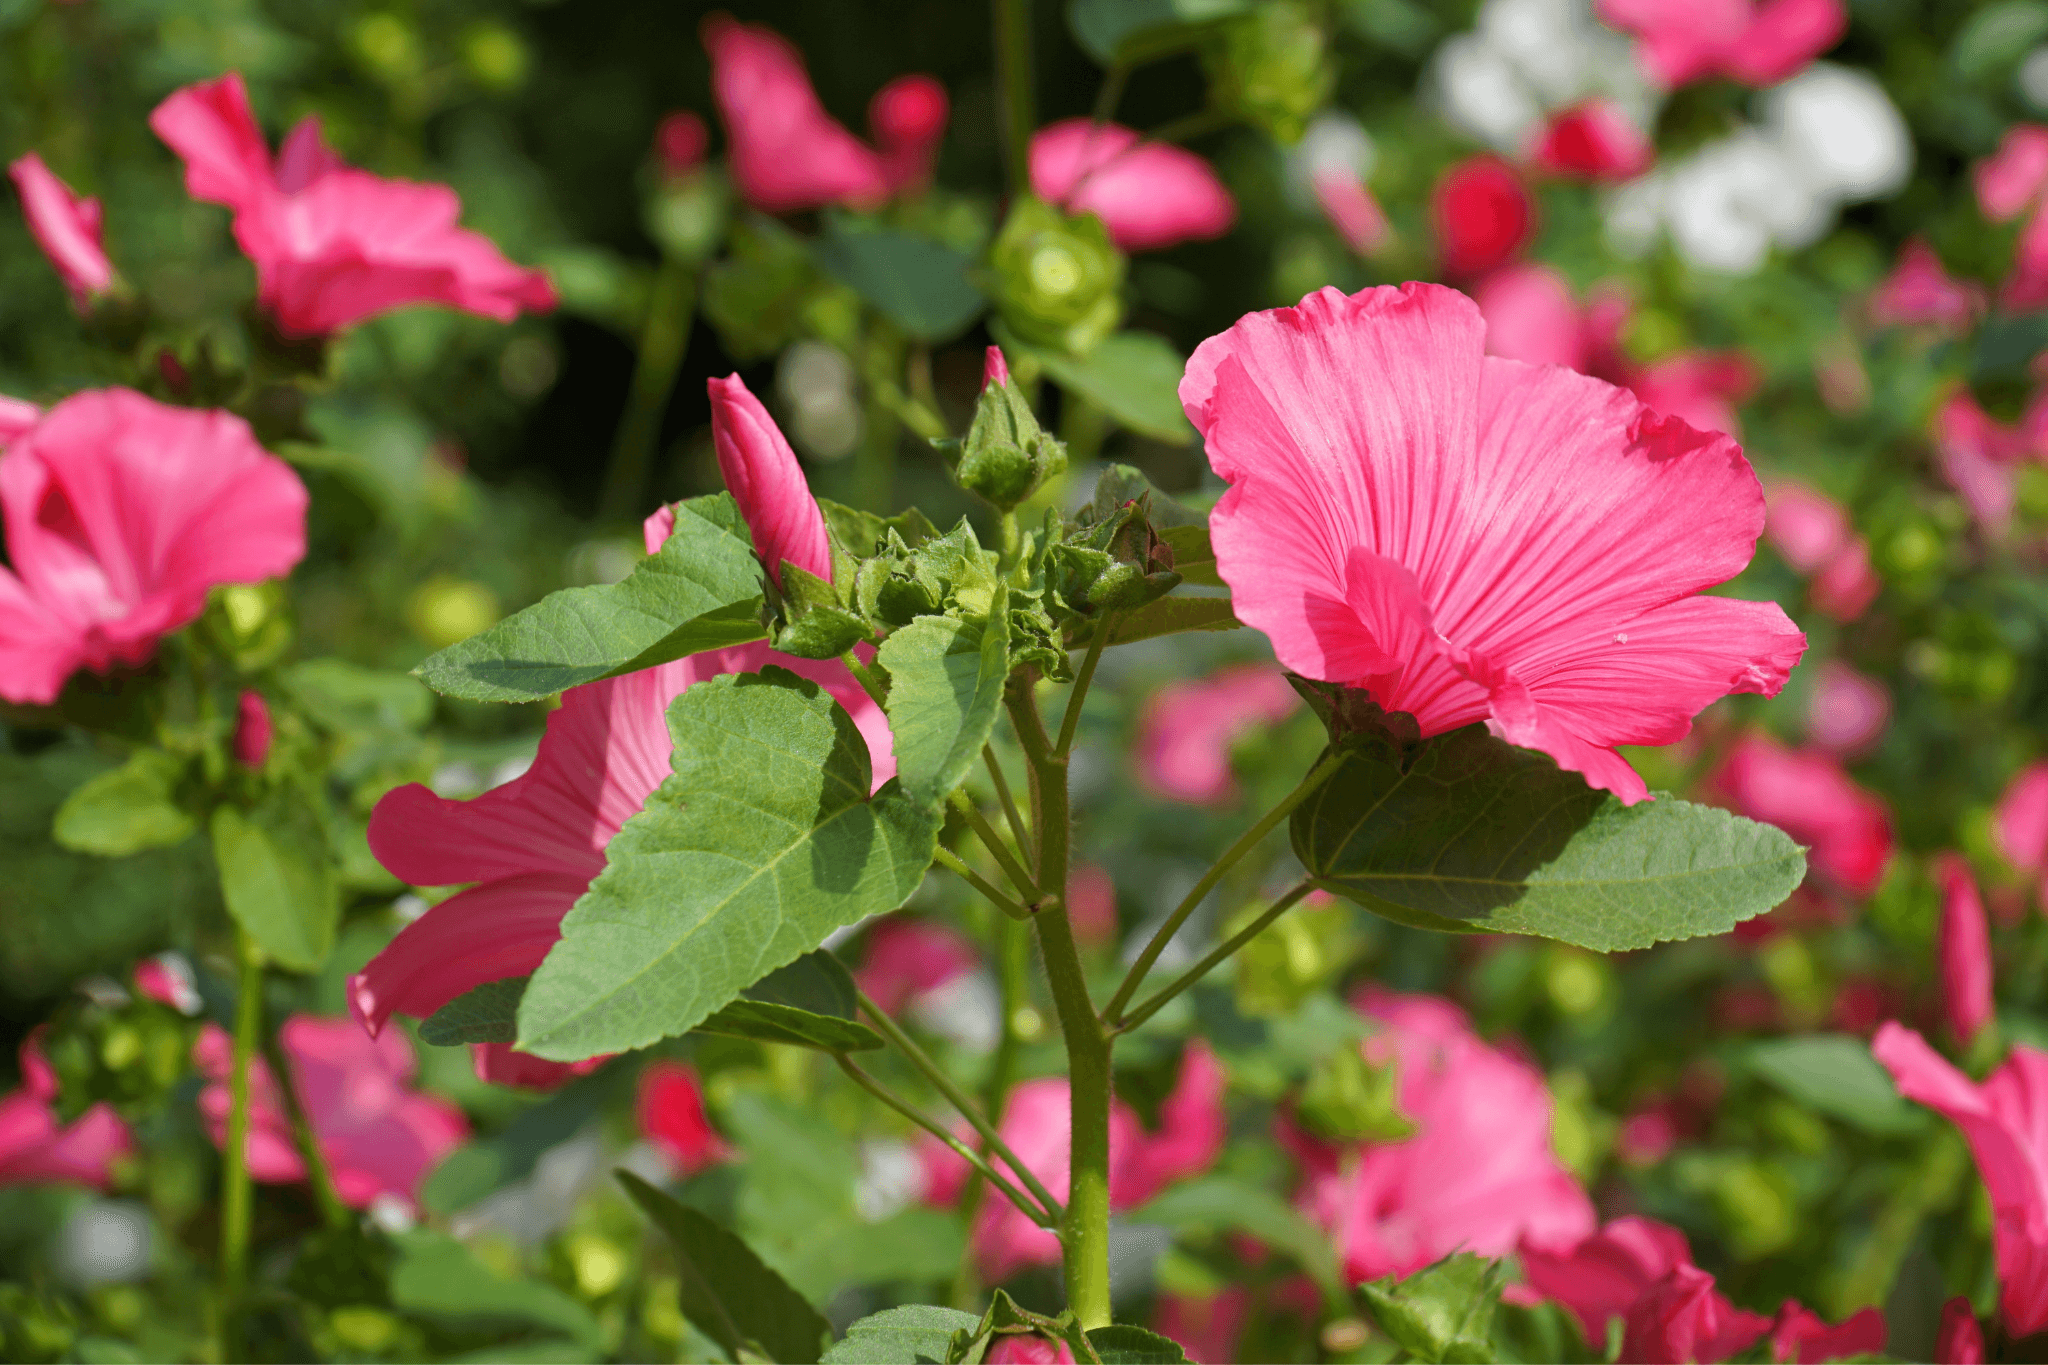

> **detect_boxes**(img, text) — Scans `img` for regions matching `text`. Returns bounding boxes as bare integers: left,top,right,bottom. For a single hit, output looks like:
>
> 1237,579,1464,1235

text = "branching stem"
934,846,1032,921
950,789,1039,899
1113,881,1315,1033
836,1056,1058,1229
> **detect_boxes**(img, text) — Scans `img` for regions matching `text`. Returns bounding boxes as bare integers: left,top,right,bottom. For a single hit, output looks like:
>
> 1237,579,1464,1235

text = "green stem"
1113,881,1314,1033
218,934,263,1340
984,744,1033,862
599,259,695,524
1101,748,1347,1024
836,1055,1057,1228
1089,61,1130,128
998,508,1021,566
994,0,1036,198
1055,619,1111,758
951,910,1033,1311
951,790,1039,899
840,650,888,708
934,846,1032,920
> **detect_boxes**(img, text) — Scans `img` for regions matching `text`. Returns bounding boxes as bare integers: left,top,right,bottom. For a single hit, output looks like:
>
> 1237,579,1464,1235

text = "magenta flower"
1285,990,1593,1283
638,1061,731,1176
8,153,115,309
1530,100,1654,182
0,1037,131,1190
1029,119,1236,253
1475,265,1630,375
869,75,949,195
132,954,203,1016
1627,352,1759,444
1763,482,1878,622
0,396,37,446
1934,391,2044,535
985,1335,1076,1364
856,917,979,1015
1869,239,1986,332
150,73,555,337
705,374,832,588
0,388,307,706
1936,854,1995,1047
1766,1303,1887,1364
1805,661,1888,757
1977,126,2048,223
1995,762,2048,903
1706,734,1893,896
655,111,710,178
1183,283,1804,805
1936,1297,1986,1365
1432,157,1533,278
1154,1289,1250,1365
1874,1023,2048,1335
233,690,273,770
471,1044,605,1091
1135,663,1301,806
1595,0,1846,88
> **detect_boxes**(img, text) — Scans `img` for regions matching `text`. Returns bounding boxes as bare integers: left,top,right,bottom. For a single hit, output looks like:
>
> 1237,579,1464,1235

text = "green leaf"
1098,595,1237,646
878,603,1011,810
1157,525,1220,588
389,1231,601,1347
282,659,433,732
1035,332,1195,445
1066,0,1249,62
1749,1034,1927,1136
420,976,530,1046
52,750,195,856
1132,1175,1342,1296
1359,1253,1504,1364
618,1169,832,1365
1292,727,1806,951
210,786,338,972
1952,1,2048,77
516,668,941,1060
1088,1325,1190,1364
415,493,767,703
812,222,986,342
826,1305,983,1364
695,950,884,1052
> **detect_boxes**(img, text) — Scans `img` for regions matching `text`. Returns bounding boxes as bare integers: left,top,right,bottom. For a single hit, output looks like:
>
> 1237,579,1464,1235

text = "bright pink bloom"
1155,1289,1250,1365
655,111,710,177
1936,854,1995,1046
1135,663,1301,805
1628,1266,1773,1364
471,1044,605,1091
919,1044,1226,1282
1995,762,2048,900
1531,100,1654,182
869,75,949,194
985,1335,1076,1364
0,396,37,446
638,1061,731,1175
1628,352,1758,443
1874,1023,2048,1334
706,374,832,589
133,953,202,1016
1767,1302,1886,1363
1287,990,1594,1283
1935,391,2042,534
1030,119,1236,253
1935,1296,1986,1365
1432,157,1533,278
0,388,307,706
1869,240,1986,332
856,917,978,1015
1764,483,1849,574
233,689,273,769
1520,1217,1771,1363
1977,127,2048,223
1183,283,1804,806
1705,734,1893,896
701,15,892,212
1473,265,1629,375
9,153,115,309
150,73,555,336
0,1037,130,1190
1805,661,1888,757
1595,0,1846,88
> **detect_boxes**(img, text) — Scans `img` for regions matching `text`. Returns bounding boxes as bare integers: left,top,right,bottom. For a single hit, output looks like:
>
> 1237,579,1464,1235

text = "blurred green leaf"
415,492,766,703
210,786,338,972
812,222,986,342
1359,1253,1503,1364
824,1305,983,1364
1952,1,2048,77
282,659,434,733
516,668,939,1060
1035,332,1196,445
389,1231,600,1347
1066,0,1249,62
878,600,1011,810
421,975,529,1045
52,751,195,857
1133,1175,1342,1295
1748,1034,1928,1136
1088,1325,1191,1363
618,1169,832,1365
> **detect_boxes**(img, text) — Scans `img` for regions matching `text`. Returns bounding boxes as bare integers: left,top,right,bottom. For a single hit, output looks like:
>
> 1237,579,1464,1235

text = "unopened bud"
935,348,1067,511
655,111,709,178
983,344,1010,389
1203,0,1333,145
986,196,1124,356
233,690,273,770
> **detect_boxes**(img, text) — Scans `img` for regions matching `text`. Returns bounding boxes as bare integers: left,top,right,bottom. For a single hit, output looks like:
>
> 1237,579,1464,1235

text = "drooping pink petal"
1869,239,1987,332
1976,126,2048,224
701,15,890,213
1135,663,1301,805
638,1061,732,1175
1805,660,1888,756
869,75,949,195
471,1044,607,1091
1030,119,1236,253
9,154,115,309
1764,483,1850,574
1312,166,1391,256
280,1015,468,1212
1431,156,1533,278
707,374,832,586
147,73,275,212
1995,762,2048,879
856,917,979,1014
1531,100,1654,182
1936,1296,1986,1364
1706,734,1893,896
1936,854,1995,1047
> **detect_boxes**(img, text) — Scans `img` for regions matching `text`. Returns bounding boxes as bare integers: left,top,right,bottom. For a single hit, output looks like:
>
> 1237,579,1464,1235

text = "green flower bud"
1203,1,1334,145
645,169,732,265
1053,495,1181,620
936,346,1069,511
1297,1044,1414,1143
770,562,872,659
986,196,1125,356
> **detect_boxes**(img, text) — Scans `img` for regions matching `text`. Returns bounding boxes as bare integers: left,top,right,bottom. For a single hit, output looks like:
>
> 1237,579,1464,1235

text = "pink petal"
1995,762,2048,876
1520,1216,1696,1345
471,1043,607,1090
1722,0,1847,85
1154,1289,1251,1365
1977,126,2048,224
655,112,710,178
1805,660,1888,756
1936,853,1995,1047
1869,239,1986,332
638,1060,731,1175
193,1023,306,1184
1623,1264,1769,1364
1030,119,1236,252
1707,735,1893,895
707,374,832,586
1764,483,1851,574
1766,1302,1885,1364
1115,1042,1226,1207
702,15,889,213
1626,351,1758,442
1935,1297,1986,1365
2001,201,2048,312
1475,264,1594,371
0,395,38,445
1809,537,1880,622
1311,166,1391,256
0,565,86,705
1596,0,1754,86
1135,663,1301,805
1530,100,1654,182
233,689,273,769
855,916,979,1014
1431,156,1533,278
869,75,948,194
148,72,275,212
274,116,344,193
282,1015,468,1209
1935,392,2028,534
8,154,115,309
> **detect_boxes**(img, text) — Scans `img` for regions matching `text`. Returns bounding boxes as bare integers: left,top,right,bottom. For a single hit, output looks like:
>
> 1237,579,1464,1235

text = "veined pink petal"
471,1043,606,1091
1806,660,1888,756
707,374,832,586
702,14,889,213
1030,119,1236,252
9,154,115,309
1431,157,1532,278
1995,762,2048,877
1937,854,1995,1047
869,75,948,195
148,72,274,212
1870,239,1986,331
1531,100,1654,182
639,1061,732,1175
1135,663,1301,805
1936,1297,1986,1365
1977,126,2048,224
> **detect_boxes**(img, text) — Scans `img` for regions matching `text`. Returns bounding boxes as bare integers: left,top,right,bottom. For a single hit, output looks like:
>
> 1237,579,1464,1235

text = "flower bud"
1936,853,1993,1046
935,346,1068,511
654,111,710,177
1201,0,1333,145
1935,1296,1985,1365
233,690,274,770
1053,497,1181,619
985,196,1124,356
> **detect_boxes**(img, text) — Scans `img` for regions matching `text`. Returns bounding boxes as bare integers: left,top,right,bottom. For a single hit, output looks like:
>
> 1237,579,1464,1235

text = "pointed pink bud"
233,690,274,769
1936,1296,1985,1365
1936,854,1995,1046
707,373,832,587
655,111,710,177
870,75,948,194
983,344,1010,391
638,1061,731,1175
1430,155,1532,278
9,154,115,311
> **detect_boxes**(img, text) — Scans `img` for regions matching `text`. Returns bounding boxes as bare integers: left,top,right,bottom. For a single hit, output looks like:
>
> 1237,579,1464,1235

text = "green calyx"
935,368,1069,512
984,196,1125,357
1202,0,1334,145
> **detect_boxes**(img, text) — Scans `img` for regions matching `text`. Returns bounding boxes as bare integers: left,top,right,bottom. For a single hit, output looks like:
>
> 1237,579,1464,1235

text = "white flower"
1763,63,1912,202
1430,0,1653,151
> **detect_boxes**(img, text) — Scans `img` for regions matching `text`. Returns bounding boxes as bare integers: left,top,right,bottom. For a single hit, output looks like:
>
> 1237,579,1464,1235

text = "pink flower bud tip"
983,345,1010,390
655,111,709,177
870,75,948,149
233,690,273,769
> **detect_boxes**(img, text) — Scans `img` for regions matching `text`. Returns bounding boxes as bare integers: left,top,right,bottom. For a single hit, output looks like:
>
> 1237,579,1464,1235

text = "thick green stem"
218,935,263,1343
599,259,695,523
1114,881,1313,1033
994,0,1036,197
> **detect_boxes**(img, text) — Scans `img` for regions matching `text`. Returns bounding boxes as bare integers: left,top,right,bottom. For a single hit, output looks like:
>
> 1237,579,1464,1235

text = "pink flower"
2002,206,2048,311
1314,166,1391,257
9,153,115,309
1808,537,1879,622
133,953,203,1016
0,1037,131,1190
918,1044,1226,1282
150,73,555,336
1595,0,1846,89
985,1335,1076,1364
856,917,978,1014
705,374,832,589
1705,734,1893,896
1155,1289,1250,1365
1935,1296,1985,1365
1763,483,1879,622
1135,663,1301,805
1869,240,1986,332
470,1044,605,1091
0,388,308,706
1182,283,1804,806
1995,762,2048,901
1531,100,1654,182
701,15,902,213
638,1061,731,1176
1473,265,1630,376
1029,119,1236,253
1936,854,1994,1046
1805,661,1888,757
1432,156,1534,278
869,75,949,195
654,111,710,177
1519,1217,1770,1363
1767,1301,1886,1363
233,690,273,769
1873,1023,2048,1334
1615,1101,1681,1166
1977,126,2048,223
0,396,38,446
1627,352,1759,443
1934,391,2041,535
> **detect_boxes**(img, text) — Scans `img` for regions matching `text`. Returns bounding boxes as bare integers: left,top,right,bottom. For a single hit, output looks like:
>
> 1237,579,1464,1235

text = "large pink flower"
0,388,307,705
1183,283,1804,805
1030,119,1236,253
1135,663,1301,805
1595,0,1846,88
1705,734,1893,896
1285,990,1594,1283
9,154,115,309
150,73,555,336
0,1037,131,1190
704,374,832,588
1875,1023,2048,1335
